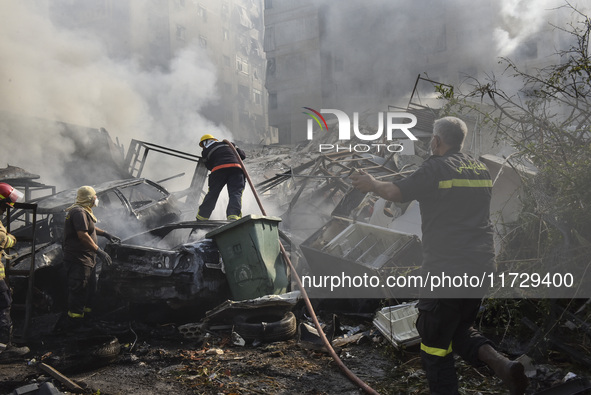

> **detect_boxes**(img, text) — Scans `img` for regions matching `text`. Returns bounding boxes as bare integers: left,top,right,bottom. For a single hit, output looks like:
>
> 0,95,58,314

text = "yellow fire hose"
223,140,380,395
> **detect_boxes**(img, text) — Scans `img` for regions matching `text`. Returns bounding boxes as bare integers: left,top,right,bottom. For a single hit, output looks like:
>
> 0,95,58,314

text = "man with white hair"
62,186,120,331
351,117,528,394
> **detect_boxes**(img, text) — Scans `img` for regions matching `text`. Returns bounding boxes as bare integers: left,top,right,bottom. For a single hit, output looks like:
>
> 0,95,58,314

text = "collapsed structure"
0,79,532,334
5,91,588,394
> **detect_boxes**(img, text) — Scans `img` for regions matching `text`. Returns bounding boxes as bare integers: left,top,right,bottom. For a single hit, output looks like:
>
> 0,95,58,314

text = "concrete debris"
231,331,246,347
516,354,537,378
11,382,63,395
178,323,203,339
206,348,224,356
331,332,365,348
563,372,578,382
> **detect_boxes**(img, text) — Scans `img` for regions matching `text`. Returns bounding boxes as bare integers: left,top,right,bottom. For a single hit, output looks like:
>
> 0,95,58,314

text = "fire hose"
223,140,380,395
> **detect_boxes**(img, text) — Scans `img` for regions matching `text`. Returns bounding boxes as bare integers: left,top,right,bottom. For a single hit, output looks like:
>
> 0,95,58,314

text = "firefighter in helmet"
62,186,120,331
196,134,246,221
0,182,30,361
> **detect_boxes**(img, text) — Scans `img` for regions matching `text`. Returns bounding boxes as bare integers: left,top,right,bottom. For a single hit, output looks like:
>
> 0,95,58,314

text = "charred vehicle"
10,178,182,244
99,221,231,310
7,178,183,311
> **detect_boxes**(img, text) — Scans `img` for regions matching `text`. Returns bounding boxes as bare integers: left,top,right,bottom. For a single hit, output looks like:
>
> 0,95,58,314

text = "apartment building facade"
264,0,580,145
46,0,269,144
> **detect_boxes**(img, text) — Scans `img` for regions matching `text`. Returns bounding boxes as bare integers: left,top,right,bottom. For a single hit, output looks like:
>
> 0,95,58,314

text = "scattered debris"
534,377,591,395
300,218,423,298
11,382,63,395
178,323,203,340
1,119,589,394
37,362,84,393
231,330,246,347
298,322,330,352
206,348,224,356
373,302,420,349
0,165,40,182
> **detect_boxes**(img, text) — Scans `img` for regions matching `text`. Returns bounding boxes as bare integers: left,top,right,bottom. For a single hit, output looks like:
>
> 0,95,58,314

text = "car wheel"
88,336,121,361
52,335,121,374
232,311,297,342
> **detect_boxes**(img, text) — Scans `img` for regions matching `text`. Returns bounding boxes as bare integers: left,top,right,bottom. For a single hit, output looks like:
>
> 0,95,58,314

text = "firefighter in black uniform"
351,117,528,395
196,134,246,221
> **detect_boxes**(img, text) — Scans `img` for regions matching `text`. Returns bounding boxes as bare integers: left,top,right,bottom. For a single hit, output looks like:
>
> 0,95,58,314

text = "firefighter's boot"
478,344,528,395
0,326,30,362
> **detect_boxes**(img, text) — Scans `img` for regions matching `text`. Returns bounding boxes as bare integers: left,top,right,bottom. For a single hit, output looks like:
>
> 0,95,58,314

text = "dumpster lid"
205,214,282,238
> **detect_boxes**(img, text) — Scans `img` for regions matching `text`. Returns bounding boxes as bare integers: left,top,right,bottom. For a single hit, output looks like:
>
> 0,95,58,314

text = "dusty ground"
2,308,589,395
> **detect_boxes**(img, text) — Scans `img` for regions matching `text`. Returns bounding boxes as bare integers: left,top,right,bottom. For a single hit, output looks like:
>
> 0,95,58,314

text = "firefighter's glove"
96,248,112,266
102,232,121,244
4,234,16,249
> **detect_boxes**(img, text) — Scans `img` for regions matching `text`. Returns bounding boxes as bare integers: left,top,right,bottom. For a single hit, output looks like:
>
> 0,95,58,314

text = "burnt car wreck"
6,177,185,314
100,221,230,309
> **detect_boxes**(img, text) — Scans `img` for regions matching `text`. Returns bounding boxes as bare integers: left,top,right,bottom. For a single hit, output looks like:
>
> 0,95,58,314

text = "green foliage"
435,84,454,100
480,299,526,334
435,4,591,277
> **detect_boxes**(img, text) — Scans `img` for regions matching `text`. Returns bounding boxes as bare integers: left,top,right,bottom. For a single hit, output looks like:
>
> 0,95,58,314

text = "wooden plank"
38,362,84,392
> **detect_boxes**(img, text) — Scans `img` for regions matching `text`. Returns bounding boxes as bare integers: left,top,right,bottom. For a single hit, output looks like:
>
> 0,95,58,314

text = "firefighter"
0,182,30,360
196,134,246,221
62,186,119,330
351,117,528,394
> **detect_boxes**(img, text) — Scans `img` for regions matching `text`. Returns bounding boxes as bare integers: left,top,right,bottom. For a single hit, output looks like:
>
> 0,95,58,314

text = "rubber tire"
91,336,121,361
233,311,297,342
57,336,121,373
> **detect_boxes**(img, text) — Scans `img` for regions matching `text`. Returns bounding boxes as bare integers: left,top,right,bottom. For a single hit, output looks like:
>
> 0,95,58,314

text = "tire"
90,336,121,361
233,311,297,342
56,336,121,374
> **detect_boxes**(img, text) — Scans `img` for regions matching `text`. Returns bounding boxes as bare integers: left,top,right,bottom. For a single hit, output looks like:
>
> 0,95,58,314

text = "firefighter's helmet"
0,183,24,207
199,134,217,147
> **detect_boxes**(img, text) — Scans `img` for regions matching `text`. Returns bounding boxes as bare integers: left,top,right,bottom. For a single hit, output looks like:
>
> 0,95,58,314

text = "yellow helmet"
199,134,217,147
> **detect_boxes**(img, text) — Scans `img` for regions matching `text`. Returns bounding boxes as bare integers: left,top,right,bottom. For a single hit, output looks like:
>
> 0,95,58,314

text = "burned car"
99,221,231,311
11,178,182,245
7,178,183,311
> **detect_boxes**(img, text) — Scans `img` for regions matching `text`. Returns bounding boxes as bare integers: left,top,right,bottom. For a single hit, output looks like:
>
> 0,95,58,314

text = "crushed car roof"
34,178,167,213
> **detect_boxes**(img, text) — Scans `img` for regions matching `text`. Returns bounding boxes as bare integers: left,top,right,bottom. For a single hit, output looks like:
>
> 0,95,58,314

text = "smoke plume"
0,1,226,189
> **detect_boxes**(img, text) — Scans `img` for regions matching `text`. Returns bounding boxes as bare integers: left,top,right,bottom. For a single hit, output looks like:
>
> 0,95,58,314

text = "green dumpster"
206,215,289,301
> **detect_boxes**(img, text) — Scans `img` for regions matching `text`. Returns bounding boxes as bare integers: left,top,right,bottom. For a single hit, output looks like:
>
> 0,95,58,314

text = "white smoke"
1,0,587,189
0,1,227,189
494,0,570,57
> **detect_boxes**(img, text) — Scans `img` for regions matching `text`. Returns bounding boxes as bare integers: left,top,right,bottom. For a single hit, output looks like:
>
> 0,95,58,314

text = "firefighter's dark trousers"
0,279,12,341
416,299,493,395
66,262,97,318
198,167,245,219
